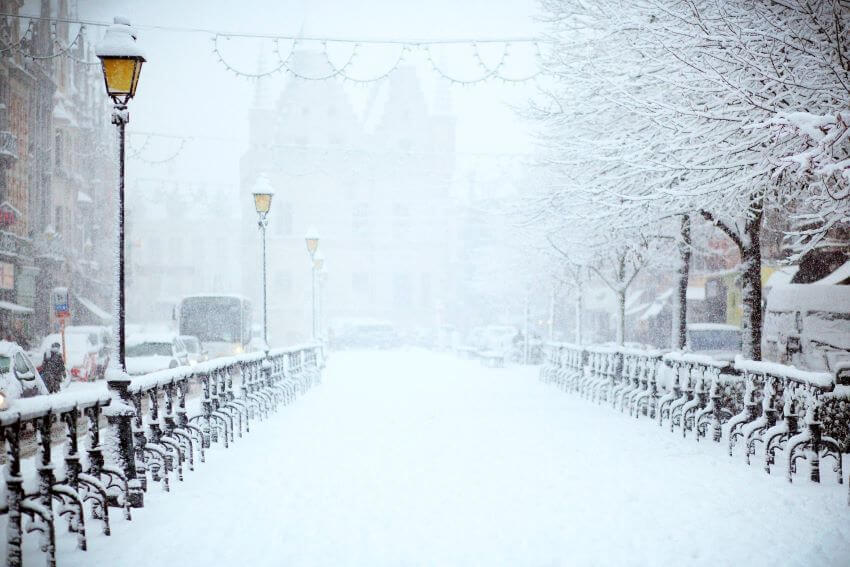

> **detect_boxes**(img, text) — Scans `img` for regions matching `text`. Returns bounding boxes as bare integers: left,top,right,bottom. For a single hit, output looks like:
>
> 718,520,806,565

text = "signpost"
52,287,70,366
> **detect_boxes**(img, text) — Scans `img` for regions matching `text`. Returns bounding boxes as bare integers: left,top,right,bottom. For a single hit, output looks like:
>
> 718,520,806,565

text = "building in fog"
241,52,456,344
126,178,241,326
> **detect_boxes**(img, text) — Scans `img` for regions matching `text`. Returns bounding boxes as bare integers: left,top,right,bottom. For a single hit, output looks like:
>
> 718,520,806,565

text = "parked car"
35,325,111,382
0,341,49,409
764,280,850,372
686,323,742,361
67,326,111,380
125,334,190,376
333,320,401,349
179,335,208,366
470,325,520,353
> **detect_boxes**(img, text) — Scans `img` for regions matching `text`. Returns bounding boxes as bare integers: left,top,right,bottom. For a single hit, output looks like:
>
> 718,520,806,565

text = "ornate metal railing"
0,344,323,567
539,342,850,503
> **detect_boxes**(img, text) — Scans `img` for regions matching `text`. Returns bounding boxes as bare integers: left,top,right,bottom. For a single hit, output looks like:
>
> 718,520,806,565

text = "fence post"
105,377,144,508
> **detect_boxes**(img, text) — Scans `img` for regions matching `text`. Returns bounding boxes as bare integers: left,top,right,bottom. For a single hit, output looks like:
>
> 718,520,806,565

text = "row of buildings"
0,0,117,347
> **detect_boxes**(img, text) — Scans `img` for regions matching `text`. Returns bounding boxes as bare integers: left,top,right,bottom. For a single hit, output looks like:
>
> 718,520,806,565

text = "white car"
125,334,190,376
0,341,49,410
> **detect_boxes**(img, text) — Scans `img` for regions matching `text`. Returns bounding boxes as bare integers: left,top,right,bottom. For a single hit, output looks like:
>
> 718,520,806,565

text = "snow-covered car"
35,325,110,381
125,334,190,376
764,281,850,372
686,323,742,361
468,325,521,358
36,331,96,381
179,335,208,366
67,325,111,380
247,335,269,353
332,320,401,349
0,341,49,410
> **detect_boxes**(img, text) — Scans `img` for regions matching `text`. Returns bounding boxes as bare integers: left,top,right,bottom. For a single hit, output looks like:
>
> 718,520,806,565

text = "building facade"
0,0,117,346
241,53,457,345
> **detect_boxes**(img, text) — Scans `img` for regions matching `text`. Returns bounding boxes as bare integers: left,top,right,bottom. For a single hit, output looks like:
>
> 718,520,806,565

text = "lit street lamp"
317,266,328,339
312,250,325,339
96,16,145,373
96,15,145,507
304,228,320,339
253,176,274,345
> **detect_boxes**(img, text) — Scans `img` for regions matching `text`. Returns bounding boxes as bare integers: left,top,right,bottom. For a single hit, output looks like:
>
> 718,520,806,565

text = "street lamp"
253,176,274,345
304,228,320,339
96,15,145,508
96,16,145,373
317,266,328,339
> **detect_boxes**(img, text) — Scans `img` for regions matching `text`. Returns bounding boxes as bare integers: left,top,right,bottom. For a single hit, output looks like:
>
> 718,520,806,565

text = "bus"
176,294,252,359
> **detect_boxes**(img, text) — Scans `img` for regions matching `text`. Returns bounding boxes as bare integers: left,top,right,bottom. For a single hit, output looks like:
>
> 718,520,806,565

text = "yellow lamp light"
253,192,273,214
305,226,320,256
96,17,146,104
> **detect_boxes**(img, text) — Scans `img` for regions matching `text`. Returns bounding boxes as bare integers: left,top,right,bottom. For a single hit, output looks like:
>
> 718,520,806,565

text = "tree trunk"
616,289,626,345
672,215,691,350
575,287,583,345
740,212,763,360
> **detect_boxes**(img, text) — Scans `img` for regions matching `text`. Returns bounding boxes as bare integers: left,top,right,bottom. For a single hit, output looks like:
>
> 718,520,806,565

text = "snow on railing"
538,342,848,504
0,343,324,567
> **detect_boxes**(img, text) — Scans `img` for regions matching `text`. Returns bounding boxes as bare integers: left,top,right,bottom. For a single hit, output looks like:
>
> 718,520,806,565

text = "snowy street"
56,350,850,567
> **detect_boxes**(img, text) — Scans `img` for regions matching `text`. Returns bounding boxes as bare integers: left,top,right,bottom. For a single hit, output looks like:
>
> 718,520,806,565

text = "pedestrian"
41,342,66,393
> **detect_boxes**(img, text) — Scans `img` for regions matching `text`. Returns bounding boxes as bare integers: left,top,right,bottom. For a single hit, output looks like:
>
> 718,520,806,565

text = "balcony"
0,131,18,164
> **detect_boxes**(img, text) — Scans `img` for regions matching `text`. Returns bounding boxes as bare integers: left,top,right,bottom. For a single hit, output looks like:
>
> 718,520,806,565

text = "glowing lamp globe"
305,226,320,256
313,250,325,271
95,17,146,104
253,192,273,214
252,175,274,214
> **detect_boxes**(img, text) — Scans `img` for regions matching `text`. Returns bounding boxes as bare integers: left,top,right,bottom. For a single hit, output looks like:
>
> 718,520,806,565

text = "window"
420,273,431,306
393,203,409,240
0,262,13,290
394,273,411,307
353,203,370,237
14,353,30,375
55,130,63,167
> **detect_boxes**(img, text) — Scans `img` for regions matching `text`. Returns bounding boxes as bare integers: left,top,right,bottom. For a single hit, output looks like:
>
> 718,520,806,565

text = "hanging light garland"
1,11,547,84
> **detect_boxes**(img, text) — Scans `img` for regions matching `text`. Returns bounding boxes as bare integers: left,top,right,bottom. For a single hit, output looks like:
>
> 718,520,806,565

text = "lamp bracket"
111,104,129,126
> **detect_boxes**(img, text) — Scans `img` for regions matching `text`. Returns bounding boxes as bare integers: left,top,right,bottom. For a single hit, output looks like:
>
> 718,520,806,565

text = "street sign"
52,287,70,317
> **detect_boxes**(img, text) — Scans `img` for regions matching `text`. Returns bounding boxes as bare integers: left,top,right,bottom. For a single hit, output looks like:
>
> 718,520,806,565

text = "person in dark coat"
41,342,65,393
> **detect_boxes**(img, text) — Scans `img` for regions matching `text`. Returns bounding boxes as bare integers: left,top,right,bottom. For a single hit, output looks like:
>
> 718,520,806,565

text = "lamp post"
318,267,328,339
312,250,325,339
96,16,145,507
96,16,145,373
304,227,320,339
252,177,274,345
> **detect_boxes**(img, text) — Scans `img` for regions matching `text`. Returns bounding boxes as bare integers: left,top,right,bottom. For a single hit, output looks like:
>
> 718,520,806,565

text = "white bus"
176,294,252,359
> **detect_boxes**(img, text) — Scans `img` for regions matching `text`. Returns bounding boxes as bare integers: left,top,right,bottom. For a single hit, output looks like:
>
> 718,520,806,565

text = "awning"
73,293,111,323
0,300,33,314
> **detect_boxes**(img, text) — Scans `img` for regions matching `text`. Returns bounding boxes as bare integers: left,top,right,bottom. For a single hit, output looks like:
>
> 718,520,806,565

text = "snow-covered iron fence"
539,343,850,503
0,344,323,567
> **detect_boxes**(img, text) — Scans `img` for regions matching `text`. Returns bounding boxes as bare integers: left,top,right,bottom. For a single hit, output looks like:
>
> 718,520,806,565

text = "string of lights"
1,11,546,84
128,137,188,165
0,20,33,54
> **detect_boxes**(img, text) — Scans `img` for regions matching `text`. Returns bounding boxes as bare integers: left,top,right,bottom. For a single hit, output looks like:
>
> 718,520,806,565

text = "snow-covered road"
57,350,850,566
